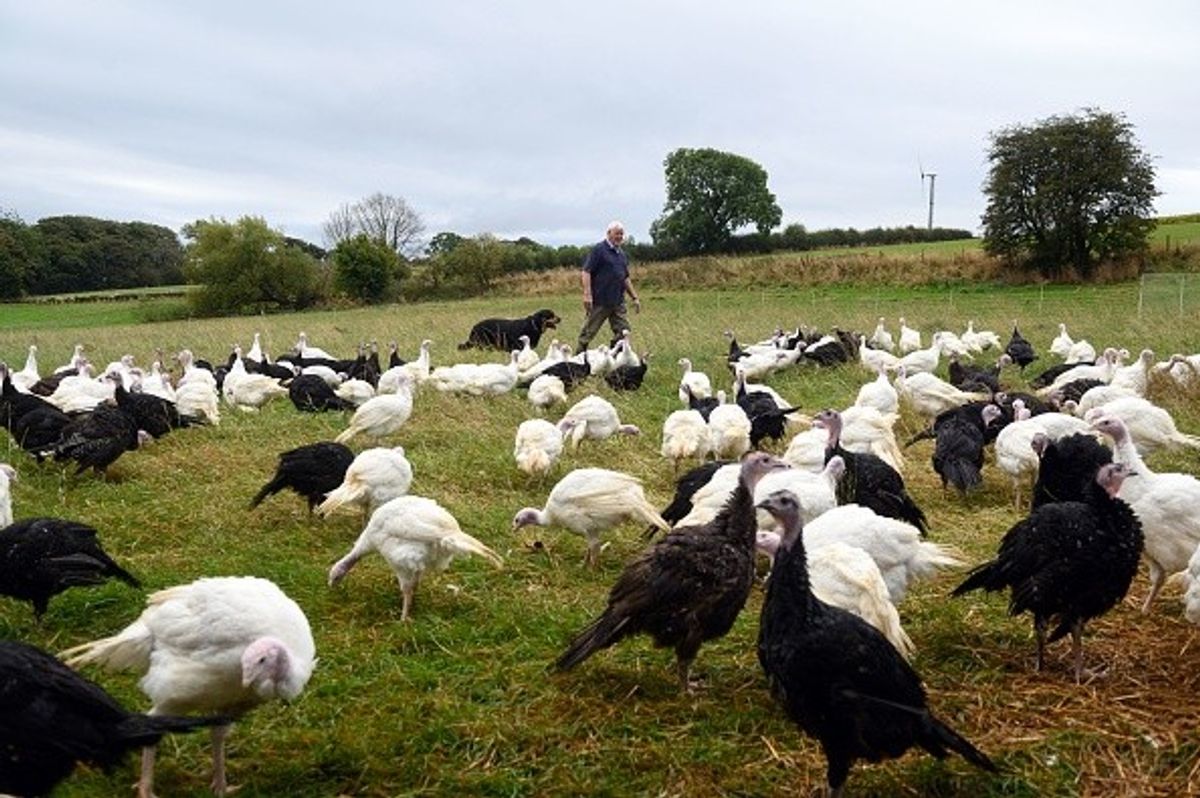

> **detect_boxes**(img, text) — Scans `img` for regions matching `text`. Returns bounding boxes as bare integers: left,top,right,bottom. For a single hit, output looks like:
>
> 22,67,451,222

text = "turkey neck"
712,481,758,550
763,524,814,624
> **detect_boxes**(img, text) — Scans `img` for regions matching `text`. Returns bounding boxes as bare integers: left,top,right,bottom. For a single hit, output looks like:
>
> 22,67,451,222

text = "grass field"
2,285,1199,797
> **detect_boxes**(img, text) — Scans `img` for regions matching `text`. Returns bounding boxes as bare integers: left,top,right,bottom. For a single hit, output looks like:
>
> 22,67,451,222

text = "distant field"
2,285,1199,797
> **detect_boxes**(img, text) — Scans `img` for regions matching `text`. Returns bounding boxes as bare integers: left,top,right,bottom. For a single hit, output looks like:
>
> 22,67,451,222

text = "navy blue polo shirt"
582,240,629,307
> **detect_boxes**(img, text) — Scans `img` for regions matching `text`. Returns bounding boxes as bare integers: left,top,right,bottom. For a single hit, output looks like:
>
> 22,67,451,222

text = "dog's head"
533,309,561,331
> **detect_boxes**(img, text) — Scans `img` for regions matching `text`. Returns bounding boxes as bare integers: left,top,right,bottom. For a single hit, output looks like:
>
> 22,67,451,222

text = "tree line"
1,108,1163,314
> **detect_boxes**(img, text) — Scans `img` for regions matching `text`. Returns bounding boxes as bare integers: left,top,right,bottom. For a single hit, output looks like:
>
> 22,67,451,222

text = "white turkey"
1183,544,1200,625
9,344,39,392
55,343,87,376
47,363,114,414
961,320,1001,353
0,462,15,528
335,377,376,407
1049,323,1073,359
931,331,973,359
514,418,567,477
1042,347,1119,392
897,317,922,354
294,331,335,361
222,347,288,411
1065,338,1098,365
329,494,502,621
707,400,752,460
755,531,913,657
895,342,940,375
611,331,641,371
676,458,843,529
557,394,639,449
677,357,713,404
854,364,899,415
317,445,413,519
335,379,414,444
62,576,316,797
512,468,669,567
660,409,711,470
783,406,904,473
245,331,264,364
988,403,1094,509
802,503,963,603
1109,348,1155,395
515,335,541,372
868,317,895,352
858,336,901,372
140,359,176,402
1091,414,1200,611
378,339,433,392
893,366,987,422
1083,398,1200,454
528,374,568,410
752,457,843,530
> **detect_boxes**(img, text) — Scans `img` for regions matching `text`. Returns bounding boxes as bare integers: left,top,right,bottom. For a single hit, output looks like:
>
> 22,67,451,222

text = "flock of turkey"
2,313,1200,795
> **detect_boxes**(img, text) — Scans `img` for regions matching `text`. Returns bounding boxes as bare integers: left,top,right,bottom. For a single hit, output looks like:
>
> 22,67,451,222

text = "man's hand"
632,298,641,314
583,294,593,313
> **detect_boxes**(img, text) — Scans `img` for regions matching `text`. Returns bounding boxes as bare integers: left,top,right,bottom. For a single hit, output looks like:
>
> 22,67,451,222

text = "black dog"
458,309,561,351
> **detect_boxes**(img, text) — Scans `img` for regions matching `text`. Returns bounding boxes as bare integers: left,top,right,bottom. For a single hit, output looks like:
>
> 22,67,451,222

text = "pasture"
2,283,1199,797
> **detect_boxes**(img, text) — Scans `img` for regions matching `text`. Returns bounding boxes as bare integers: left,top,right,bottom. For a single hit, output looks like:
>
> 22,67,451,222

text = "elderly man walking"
577,221,641,351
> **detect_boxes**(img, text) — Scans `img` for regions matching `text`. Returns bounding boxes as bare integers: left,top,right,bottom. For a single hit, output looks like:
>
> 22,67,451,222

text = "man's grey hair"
606,220,625,235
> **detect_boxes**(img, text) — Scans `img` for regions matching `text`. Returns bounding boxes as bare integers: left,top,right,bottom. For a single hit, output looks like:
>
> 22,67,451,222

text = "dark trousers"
577,304,630,350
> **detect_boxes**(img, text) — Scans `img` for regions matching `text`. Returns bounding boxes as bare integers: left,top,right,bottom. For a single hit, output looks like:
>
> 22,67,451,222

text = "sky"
2,1,1198,250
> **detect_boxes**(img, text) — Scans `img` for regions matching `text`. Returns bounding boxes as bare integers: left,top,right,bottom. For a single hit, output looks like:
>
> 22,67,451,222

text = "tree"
323,193,425,257
0,212,43,299
651,147,782,254
332,234,402,303
981,109,1158,278
426,231,465,257
25,216,183,294
427,234,505,294
183,216,321,315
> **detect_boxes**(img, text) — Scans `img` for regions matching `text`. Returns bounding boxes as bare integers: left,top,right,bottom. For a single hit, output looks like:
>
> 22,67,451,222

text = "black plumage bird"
0,639,223,797
947,353,1008,394
288,373,353,412
684,384,720,421
933,414,986,495
9,404,72,458
748,405,804,447
650,459,733,535
952,463,1142,682
540,357,590,392
0,517,140,618
1,363,61,432
44,403,149,476
250,441,356,513
605,355,648,391
554,453,788,691
1029,361,1080,389
112,379,182,439
1004,323,1037,370
756,489,997,797
1030,432,1113,509
814,409,929,535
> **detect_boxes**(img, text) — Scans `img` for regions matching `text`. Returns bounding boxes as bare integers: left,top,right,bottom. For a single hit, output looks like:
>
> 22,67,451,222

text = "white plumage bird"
222,348,288,412
512,468,669,566
1083,398,1200,454
854,365,899,415
707,401,752,460
868,317,895,352
557,394,639,449
894,366,987,422
294,331,335,361
62,576,316,797
514,418,567,477
335,381,414,445
317,446,413,519
328,495,503,621
1049,323,1074,359
0,462,15,528
677,357,712,405
527,374,568,410
515,335,540,372
897,317,922,354
9,344,39,392
1183,544,1200,625
660,409,711,469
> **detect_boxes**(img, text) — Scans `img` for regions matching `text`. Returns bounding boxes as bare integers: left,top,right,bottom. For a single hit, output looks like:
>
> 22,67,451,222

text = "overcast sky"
2,1,1197,249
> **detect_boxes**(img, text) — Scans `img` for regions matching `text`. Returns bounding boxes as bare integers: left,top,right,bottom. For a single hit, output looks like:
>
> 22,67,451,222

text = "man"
578,220,641,351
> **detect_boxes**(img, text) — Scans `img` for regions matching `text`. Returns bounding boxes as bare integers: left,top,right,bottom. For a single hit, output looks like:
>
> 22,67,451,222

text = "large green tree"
332,234,404,303
183,216,321,315
652,147,782,253
0,212,44,299
25,216,184,294
981,109,1158,278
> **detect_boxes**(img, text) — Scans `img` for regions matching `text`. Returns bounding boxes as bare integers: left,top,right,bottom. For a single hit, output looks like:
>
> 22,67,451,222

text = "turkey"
802,504,961,603
1049,323,1074,359
1065,338,1097,365
654,460,733,530
62,576,316,797
294,331,336,361
961,320,1002,352
329,495,503,621
1004,322,1038,370
557,394,639,449
989,402,1095,509
755,531,913,657
932,411,986,495
813,409,928,535
605,347,648,391
512,468,669,566
868,317,895,352
249,441,355,514
854,364,899,415
1041,348,1120,393
707,400,752,460
1184,544,1200,626
113,374,190,438
894,365,988,422
1090,414,1200,611
335,377,376,407
514,418,568,477
751,458,844,532
1109,348,1155,395
0,640,224,798
8,344,40,392
527,373,568,410
897,317,922,354
0,462,14,526
43,402,152,477
756,489,996,798
858,335,901,372
947,353,1008,394
553,453,788,691
785,406,904,474
895,342,940,375
378,339,433,391
335,381,415,444
953,464,1142,682
1082,397,1200,454
0,517,140,618
288,373,354,412
1030,433,1112,509
515,335,541,372
660,408,711,470
317,446,414,520
677,357,712,404
222,347,288,411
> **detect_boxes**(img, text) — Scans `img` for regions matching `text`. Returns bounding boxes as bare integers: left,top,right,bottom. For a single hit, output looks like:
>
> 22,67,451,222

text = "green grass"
2,286,1199,796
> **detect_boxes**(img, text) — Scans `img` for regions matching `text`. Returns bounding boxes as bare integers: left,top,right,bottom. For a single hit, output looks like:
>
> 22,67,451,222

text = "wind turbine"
918,157,936,230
